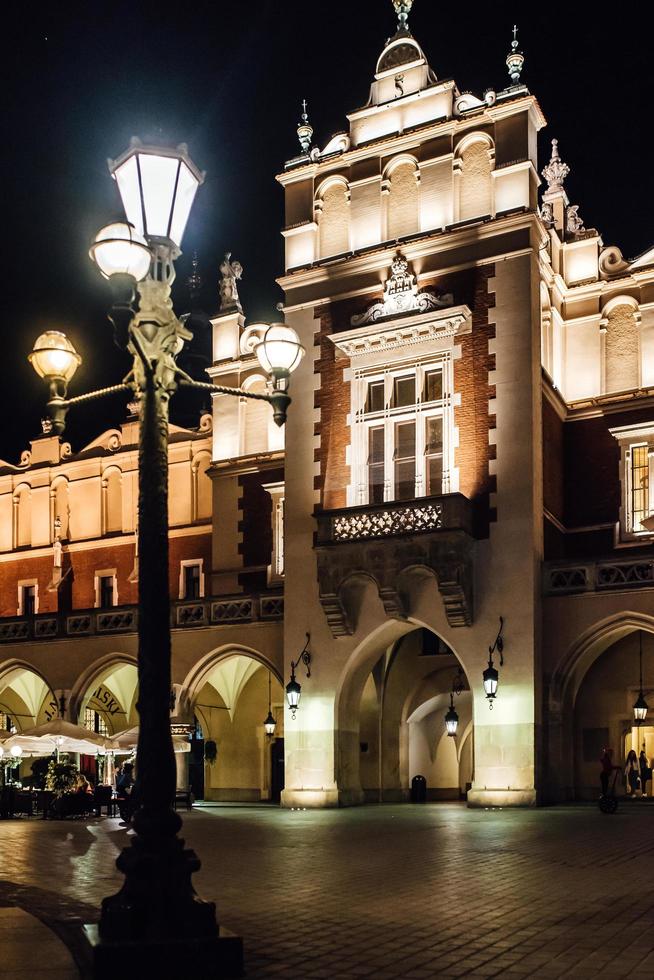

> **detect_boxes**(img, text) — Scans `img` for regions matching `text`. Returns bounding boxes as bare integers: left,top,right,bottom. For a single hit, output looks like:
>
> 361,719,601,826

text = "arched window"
193,453,212,521
604,300,640,394
317,178,350,258
52,478,69,540
103,468,123,534
385,159,420,240
243,378,270,456
13,485,31,548
456,136,493,222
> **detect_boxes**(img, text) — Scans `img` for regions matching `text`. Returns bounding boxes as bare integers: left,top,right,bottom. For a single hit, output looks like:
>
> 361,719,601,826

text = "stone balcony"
314,493,476,637
0,592,284,644
543,557,654,596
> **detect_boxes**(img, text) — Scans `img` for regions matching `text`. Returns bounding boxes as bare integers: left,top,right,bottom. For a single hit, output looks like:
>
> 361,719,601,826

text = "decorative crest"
566,205,585,237
351,252,453,326
297,99,313,155
506,24,524,85
542,139,570,194
392,0,413,31
219,252,243,312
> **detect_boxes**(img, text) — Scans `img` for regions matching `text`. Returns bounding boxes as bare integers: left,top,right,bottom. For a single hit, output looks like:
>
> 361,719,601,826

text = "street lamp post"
28,139,304,977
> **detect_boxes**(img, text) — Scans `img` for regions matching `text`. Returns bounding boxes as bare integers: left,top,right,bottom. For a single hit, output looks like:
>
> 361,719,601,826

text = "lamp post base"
81,924,243,979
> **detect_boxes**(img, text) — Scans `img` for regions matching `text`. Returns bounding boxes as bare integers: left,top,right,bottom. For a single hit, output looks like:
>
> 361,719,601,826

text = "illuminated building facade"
2,4,654,804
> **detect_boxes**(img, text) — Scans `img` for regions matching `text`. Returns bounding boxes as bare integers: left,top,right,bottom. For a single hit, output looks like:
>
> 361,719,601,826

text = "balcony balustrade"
544,557,654,596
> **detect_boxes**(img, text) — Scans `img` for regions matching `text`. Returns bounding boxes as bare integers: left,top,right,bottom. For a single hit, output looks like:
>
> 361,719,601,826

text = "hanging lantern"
634,631,649,725
444,694,459,737
264,711,277,738
286,634,311,720
483,658,499,702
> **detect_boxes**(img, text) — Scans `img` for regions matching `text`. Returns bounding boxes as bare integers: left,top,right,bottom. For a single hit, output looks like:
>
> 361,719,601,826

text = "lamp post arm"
177,376,275,403
63,382,133,407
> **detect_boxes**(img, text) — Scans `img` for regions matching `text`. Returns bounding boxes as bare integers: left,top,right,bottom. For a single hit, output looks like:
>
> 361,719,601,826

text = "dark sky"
4,1,653,463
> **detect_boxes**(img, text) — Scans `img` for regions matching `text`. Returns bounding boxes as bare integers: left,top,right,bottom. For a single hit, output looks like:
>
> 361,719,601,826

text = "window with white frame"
179,560,204,600
94,570,117,608
262,482,285,584
610,423,654,540
354,356,452,505
17,580,38,616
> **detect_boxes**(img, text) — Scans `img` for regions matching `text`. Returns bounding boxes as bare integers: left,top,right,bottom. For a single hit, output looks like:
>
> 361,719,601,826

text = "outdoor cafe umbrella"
2,719,113,757
109,725,191,754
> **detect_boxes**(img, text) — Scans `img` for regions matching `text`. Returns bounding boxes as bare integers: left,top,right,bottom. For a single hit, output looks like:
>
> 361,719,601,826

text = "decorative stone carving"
541,139,570,193
506,25,524,85
565,205,585,236
219,252,243,312
315,494,475,636
599,246,630,279
351,253,454,327
539,203,554,227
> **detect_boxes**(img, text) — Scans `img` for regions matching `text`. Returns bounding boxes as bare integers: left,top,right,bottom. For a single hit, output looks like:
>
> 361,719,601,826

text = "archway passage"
77,661,139,737
573,628,654,800
188,652,285,803
342,626,473,804
0,662,57,784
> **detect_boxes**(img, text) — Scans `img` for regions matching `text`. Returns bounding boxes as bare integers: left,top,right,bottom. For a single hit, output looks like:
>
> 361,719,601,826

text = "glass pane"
425,417,443,453
631,445,649,530
366,381,385,413
368,427,385,504
138,153,179,239
427,455,443,495
114,156,144,235
393,376,415,408
395,421,415,459
424,370,443,402
169,161,200,247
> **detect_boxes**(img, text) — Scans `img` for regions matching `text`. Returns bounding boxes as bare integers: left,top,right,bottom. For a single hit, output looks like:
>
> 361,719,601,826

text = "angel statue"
219,252,243,311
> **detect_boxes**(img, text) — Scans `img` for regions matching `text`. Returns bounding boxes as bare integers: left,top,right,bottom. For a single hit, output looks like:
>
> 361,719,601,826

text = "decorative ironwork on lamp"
483,617,504,708
287,633,311,719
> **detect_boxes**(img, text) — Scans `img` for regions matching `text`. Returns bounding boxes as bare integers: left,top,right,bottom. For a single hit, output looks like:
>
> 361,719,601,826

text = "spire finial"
392,0,413,31
297,99,313,155
186,250,202,300
542,138,570,193
506,24,524,85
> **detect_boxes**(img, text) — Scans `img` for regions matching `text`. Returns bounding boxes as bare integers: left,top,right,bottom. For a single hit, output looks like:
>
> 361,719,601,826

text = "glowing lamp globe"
10,745,22,758
263,711,277,738
255,324,305,383
444,696,459,737
633,692,649,725
109,139,204,249
286,677,302,716
29,332,81,383
0,746,4,759
89,222,151,281
483,661,499,700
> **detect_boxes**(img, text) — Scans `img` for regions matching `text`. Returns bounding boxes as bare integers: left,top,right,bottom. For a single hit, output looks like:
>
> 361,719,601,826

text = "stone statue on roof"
219,252,243,312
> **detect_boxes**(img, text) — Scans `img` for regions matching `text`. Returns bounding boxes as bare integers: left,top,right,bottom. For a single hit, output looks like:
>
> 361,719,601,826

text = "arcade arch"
181,647,284,803
71,654,138,737
0,661,56,733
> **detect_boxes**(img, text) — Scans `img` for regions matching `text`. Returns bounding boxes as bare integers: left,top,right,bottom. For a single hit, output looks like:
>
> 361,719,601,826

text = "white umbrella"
3,719,113,757
110,726,190,754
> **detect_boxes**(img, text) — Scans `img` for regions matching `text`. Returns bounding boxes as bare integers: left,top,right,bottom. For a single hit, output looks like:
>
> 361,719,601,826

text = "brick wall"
238,467,283,592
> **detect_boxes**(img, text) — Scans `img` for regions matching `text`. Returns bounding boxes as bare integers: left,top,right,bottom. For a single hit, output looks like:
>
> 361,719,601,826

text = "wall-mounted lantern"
263,670,277,737
286,634,311,719
444,666,465,737
483,617,504,708
634,631,649,725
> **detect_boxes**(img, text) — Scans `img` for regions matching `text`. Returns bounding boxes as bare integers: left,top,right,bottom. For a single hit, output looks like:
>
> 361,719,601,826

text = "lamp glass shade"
10,745,22,758
0,746,4,758
263,711,277,737
112,144,202,248
444,701,459,737
633,692,649,723
483,663,499,699
89,222,151,281
255,324,305,377
286,678,302,710
29,331,81,382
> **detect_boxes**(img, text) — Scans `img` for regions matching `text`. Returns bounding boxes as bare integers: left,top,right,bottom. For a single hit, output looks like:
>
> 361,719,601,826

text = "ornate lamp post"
28,139,304,976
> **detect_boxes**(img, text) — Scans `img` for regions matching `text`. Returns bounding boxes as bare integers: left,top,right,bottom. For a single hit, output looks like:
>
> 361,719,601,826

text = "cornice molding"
330,304,471,359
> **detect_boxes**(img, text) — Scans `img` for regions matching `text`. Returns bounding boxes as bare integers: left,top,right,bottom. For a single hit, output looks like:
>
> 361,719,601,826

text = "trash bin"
410,774,427,803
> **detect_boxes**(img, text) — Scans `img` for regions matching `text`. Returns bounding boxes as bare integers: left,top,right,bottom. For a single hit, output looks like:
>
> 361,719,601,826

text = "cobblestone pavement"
1,803,654,978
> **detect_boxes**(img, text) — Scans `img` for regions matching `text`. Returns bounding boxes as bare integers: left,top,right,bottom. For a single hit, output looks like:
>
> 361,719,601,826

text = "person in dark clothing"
600,747,620,796
639,748,650,797
116,762,135,823
625,749,640,795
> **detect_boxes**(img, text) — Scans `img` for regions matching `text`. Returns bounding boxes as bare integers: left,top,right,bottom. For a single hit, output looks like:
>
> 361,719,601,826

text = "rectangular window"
368,426,385,504
183,563,202,600
393,376,415,408
424,370,443,402
631,445,649,532
21,585,36,617
394,421,416,500
98,575,116,609
425,417,444,495
366,380,385,413
84,707,109,737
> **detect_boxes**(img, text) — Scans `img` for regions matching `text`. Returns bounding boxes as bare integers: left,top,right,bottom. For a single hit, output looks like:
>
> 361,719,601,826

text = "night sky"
4,1,653,463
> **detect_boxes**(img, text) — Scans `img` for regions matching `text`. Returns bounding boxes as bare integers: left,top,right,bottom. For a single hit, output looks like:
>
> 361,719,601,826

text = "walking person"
625,749,640,796
639,747,650,797
116,761,135,824
600,747,620,797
